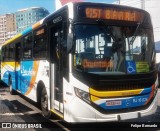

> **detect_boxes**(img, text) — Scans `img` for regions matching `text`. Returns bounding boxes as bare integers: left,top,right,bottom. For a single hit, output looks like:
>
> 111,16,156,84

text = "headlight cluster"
74,87,91,104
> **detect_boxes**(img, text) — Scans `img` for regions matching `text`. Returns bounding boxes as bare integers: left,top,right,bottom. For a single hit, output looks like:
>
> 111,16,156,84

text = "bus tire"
41,87,51,119
9,77,16,95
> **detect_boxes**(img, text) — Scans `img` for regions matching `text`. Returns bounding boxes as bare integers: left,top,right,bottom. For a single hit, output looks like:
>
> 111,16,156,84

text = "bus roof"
2,2,150,47
2,18,44,46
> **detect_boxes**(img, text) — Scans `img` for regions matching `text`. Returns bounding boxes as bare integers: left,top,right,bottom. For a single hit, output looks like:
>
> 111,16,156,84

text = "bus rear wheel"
41,87,51,119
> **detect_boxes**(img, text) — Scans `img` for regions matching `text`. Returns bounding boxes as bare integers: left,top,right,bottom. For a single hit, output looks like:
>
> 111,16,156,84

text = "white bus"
1,2,158,122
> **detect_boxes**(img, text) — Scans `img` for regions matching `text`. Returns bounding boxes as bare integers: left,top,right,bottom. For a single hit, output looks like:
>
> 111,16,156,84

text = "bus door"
50,24,67,114
15,43,21,91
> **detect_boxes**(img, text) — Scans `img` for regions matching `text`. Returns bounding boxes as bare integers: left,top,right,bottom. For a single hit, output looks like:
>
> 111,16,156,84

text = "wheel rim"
42,94,48,110
9,79,12,92
41,90,50,117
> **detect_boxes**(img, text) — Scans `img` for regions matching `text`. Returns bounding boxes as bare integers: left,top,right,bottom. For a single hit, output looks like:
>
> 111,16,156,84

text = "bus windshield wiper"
128,14,150,45
128,22,141,45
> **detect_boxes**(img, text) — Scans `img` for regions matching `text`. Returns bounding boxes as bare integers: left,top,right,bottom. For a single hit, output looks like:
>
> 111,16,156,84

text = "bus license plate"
106,100,122,106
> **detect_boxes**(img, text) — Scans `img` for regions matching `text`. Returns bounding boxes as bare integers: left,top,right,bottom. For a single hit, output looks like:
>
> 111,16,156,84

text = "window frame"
33,25,48,60
22,32,33,60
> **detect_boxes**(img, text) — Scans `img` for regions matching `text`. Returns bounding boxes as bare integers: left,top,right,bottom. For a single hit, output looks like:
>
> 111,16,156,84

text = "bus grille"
94,80,153,91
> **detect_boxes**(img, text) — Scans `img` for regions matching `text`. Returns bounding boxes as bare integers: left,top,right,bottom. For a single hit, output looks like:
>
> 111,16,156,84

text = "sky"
0,0,55,15
0,0,116,15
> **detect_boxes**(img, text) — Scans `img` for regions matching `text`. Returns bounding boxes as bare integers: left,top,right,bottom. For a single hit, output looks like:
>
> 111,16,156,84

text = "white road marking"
0,113,24,116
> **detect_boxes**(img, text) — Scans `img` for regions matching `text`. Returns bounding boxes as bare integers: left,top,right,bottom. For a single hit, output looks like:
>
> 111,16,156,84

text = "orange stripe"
145,84,155,105
32,22,41,29
25,61,39,95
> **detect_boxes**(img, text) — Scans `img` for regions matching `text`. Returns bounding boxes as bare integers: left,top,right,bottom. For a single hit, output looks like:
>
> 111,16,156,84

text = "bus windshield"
73,24,154,75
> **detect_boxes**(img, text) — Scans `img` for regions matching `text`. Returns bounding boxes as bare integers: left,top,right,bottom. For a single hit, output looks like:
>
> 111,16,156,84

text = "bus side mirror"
67,33,73,53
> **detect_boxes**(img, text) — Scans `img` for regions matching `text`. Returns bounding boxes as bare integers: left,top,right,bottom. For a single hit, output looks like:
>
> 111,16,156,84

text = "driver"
111,27,125,71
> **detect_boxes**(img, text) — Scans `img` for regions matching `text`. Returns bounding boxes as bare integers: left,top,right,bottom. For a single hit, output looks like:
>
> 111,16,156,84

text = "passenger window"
23,33,33,59
33,27,48,59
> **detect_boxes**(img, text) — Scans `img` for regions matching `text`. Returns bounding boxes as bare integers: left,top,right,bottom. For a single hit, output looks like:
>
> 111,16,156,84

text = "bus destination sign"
79,6,145,22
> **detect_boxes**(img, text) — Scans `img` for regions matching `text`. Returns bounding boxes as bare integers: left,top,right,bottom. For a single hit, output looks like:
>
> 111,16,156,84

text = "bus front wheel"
41,87,51,119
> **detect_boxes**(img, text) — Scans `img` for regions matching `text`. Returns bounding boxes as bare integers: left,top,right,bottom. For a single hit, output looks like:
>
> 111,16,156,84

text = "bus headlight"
74,87,91,104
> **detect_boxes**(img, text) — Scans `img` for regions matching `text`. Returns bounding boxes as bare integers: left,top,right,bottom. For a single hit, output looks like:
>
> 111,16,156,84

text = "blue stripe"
140,87,152,95
22,26,32,35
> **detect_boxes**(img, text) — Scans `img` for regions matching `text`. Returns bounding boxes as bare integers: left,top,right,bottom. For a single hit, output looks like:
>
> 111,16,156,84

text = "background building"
15,7,49,33
0,15,6,45
0,14,16,45
55,0,83,10
0,7,49,45
6,14,16,40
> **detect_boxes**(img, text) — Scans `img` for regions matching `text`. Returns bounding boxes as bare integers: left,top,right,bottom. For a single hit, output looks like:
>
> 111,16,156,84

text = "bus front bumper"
68,92,158,122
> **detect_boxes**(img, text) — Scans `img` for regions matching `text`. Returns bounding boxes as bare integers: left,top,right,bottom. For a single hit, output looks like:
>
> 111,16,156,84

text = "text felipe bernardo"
131,124,158,128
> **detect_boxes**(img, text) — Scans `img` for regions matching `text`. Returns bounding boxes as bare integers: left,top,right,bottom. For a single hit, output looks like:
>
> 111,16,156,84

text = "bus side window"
15,42,21,61
33,27,47,59
4,47,6,61
5,46,9,61
8,44,14,61
3,46,10,61
23,33,33,60
1,47,5,61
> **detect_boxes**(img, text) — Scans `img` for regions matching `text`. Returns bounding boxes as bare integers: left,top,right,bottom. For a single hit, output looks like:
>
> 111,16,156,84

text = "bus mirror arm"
67,33,73,53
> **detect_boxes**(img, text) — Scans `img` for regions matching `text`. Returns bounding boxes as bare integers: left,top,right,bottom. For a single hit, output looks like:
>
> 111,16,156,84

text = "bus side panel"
20,60,38,102
20,61,34,94
34,60,50,107
22,60,50,103
63,73,91,122
1,62,16,88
